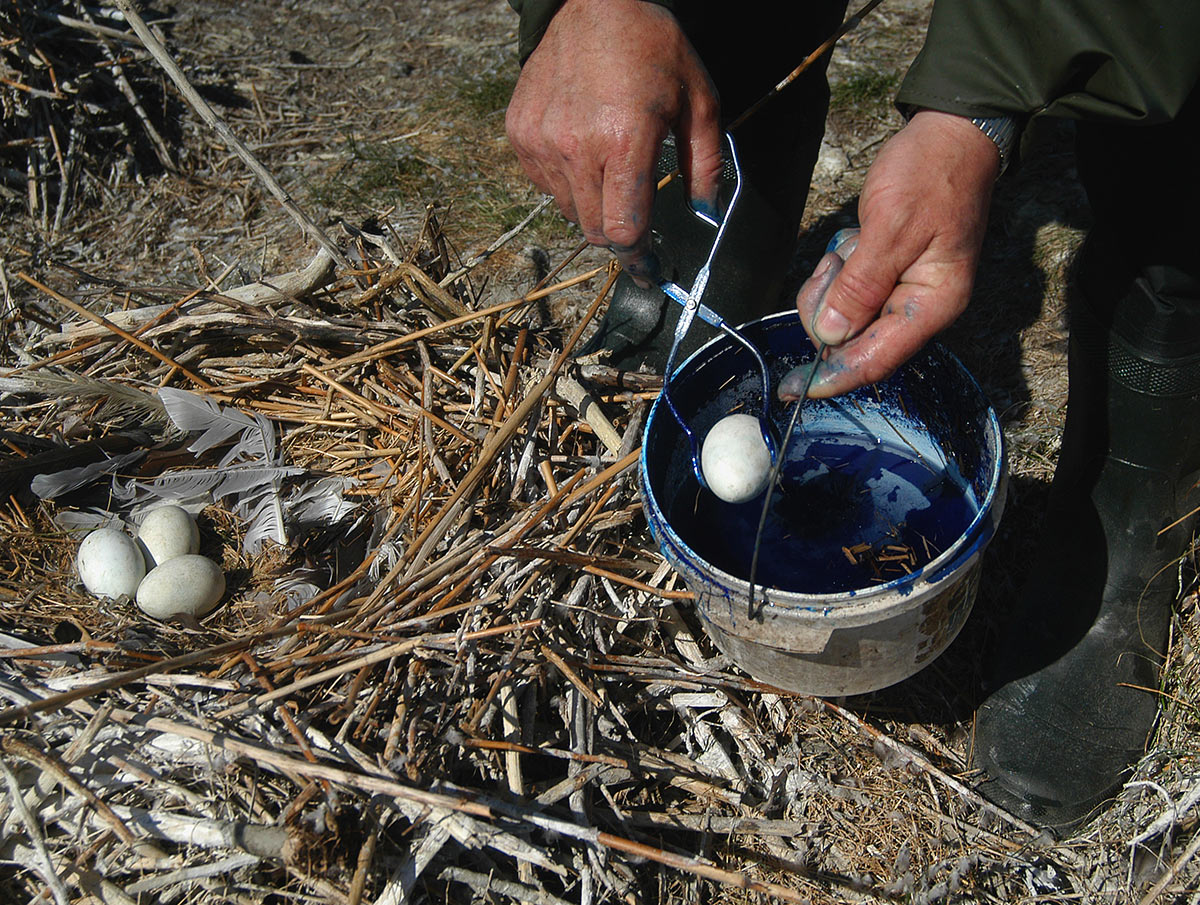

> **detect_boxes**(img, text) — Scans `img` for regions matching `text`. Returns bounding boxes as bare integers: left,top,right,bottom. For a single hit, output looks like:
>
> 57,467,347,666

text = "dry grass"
1,2,1198,904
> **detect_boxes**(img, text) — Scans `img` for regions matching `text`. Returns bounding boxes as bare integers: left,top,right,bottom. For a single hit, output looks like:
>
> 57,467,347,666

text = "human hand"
505,0,722,284
794,110,1001,398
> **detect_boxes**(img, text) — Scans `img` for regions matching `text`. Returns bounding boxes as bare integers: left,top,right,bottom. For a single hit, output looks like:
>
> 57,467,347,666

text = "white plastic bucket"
640,312,1006,696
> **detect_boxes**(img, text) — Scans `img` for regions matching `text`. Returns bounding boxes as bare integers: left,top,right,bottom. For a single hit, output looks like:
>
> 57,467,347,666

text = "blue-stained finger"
826,227,861,260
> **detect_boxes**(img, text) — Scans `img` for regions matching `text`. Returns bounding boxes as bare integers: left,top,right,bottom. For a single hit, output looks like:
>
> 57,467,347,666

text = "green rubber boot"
974,240,1200,832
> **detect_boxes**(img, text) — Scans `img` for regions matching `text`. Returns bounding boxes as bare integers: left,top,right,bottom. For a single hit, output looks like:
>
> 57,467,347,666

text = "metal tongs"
657,133,780,491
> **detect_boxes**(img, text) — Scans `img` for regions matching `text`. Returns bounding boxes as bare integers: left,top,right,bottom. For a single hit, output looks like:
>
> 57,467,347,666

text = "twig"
330,264,608,369
16,272,214,388
124,854,261,895
111,709,820,904
1139,826,1200,905
576,363,663,392
100,806,296,860
0,608,362,727
400,261,471,319
819,699,1042,837
438,195,555,288
0,736,162,860
582,563,694,600
728,0,888,130
98,34,174,171
111,0,356,277
499,681,534,884
416,341,453,481
440,866,574,905
35,9,143,43
555,373,623,455
621,811,821,836
398,269,616,576
595,831,813,903
541,644,603,709
349,707,406,905
215,620,540,718
221,248,336,305
0,756,71,905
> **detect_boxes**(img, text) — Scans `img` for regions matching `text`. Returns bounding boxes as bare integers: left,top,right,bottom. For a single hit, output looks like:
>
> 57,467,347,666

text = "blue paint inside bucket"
670,431,980,593
643,312,1003,600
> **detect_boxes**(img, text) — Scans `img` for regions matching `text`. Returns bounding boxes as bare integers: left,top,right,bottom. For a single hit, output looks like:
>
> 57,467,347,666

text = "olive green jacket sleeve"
508,0,677,63
896,0,1200,124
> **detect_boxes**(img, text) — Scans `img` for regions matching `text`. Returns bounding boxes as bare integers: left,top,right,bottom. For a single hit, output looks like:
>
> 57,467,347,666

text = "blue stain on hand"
690,197,720,221
622,249,661,284
825,227,861,259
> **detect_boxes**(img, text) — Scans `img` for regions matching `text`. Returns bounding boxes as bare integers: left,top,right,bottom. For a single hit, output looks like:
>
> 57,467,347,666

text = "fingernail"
776,364,807,401
825,228,860,258
812,253,835,279
814,304,851,345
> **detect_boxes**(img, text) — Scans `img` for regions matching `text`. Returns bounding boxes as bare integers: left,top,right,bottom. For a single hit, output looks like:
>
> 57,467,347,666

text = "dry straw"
1,1,1198,904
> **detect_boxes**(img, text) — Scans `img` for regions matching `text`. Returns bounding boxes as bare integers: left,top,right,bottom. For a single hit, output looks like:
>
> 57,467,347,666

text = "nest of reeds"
1,3,1200,905
3,210,1199,905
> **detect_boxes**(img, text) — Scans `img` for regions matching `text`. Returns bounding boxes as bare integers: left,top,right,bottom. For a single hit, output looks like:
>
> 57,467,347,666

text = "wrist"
516,0,678,63
906,109,1012,180
965,114,1018,175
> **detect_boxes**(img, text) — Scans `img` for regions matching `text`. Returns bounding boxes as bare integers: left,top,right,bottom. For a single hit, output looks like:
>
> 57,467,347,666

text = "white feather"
30,450,145,500
52,508,129,534
146,388,364,556
212,466,302,499
368,541,403,581
152,388,296,551
235,483,288,554
288,476,359,527
273,577,323,610
159,387,258,454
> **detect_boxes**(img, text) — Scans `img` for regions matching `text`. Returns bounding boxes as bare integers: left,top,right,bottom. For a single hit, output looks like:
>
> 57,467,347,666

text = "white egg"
77,528,146,599
137,505,200,568
700,413,773,504
135,555,226,619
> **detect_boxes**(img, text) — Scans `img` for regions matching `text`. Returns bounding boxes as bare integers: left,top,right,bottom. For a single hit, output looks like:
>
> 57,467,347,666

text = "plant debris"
0,2,1198,905
1,1,181,233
